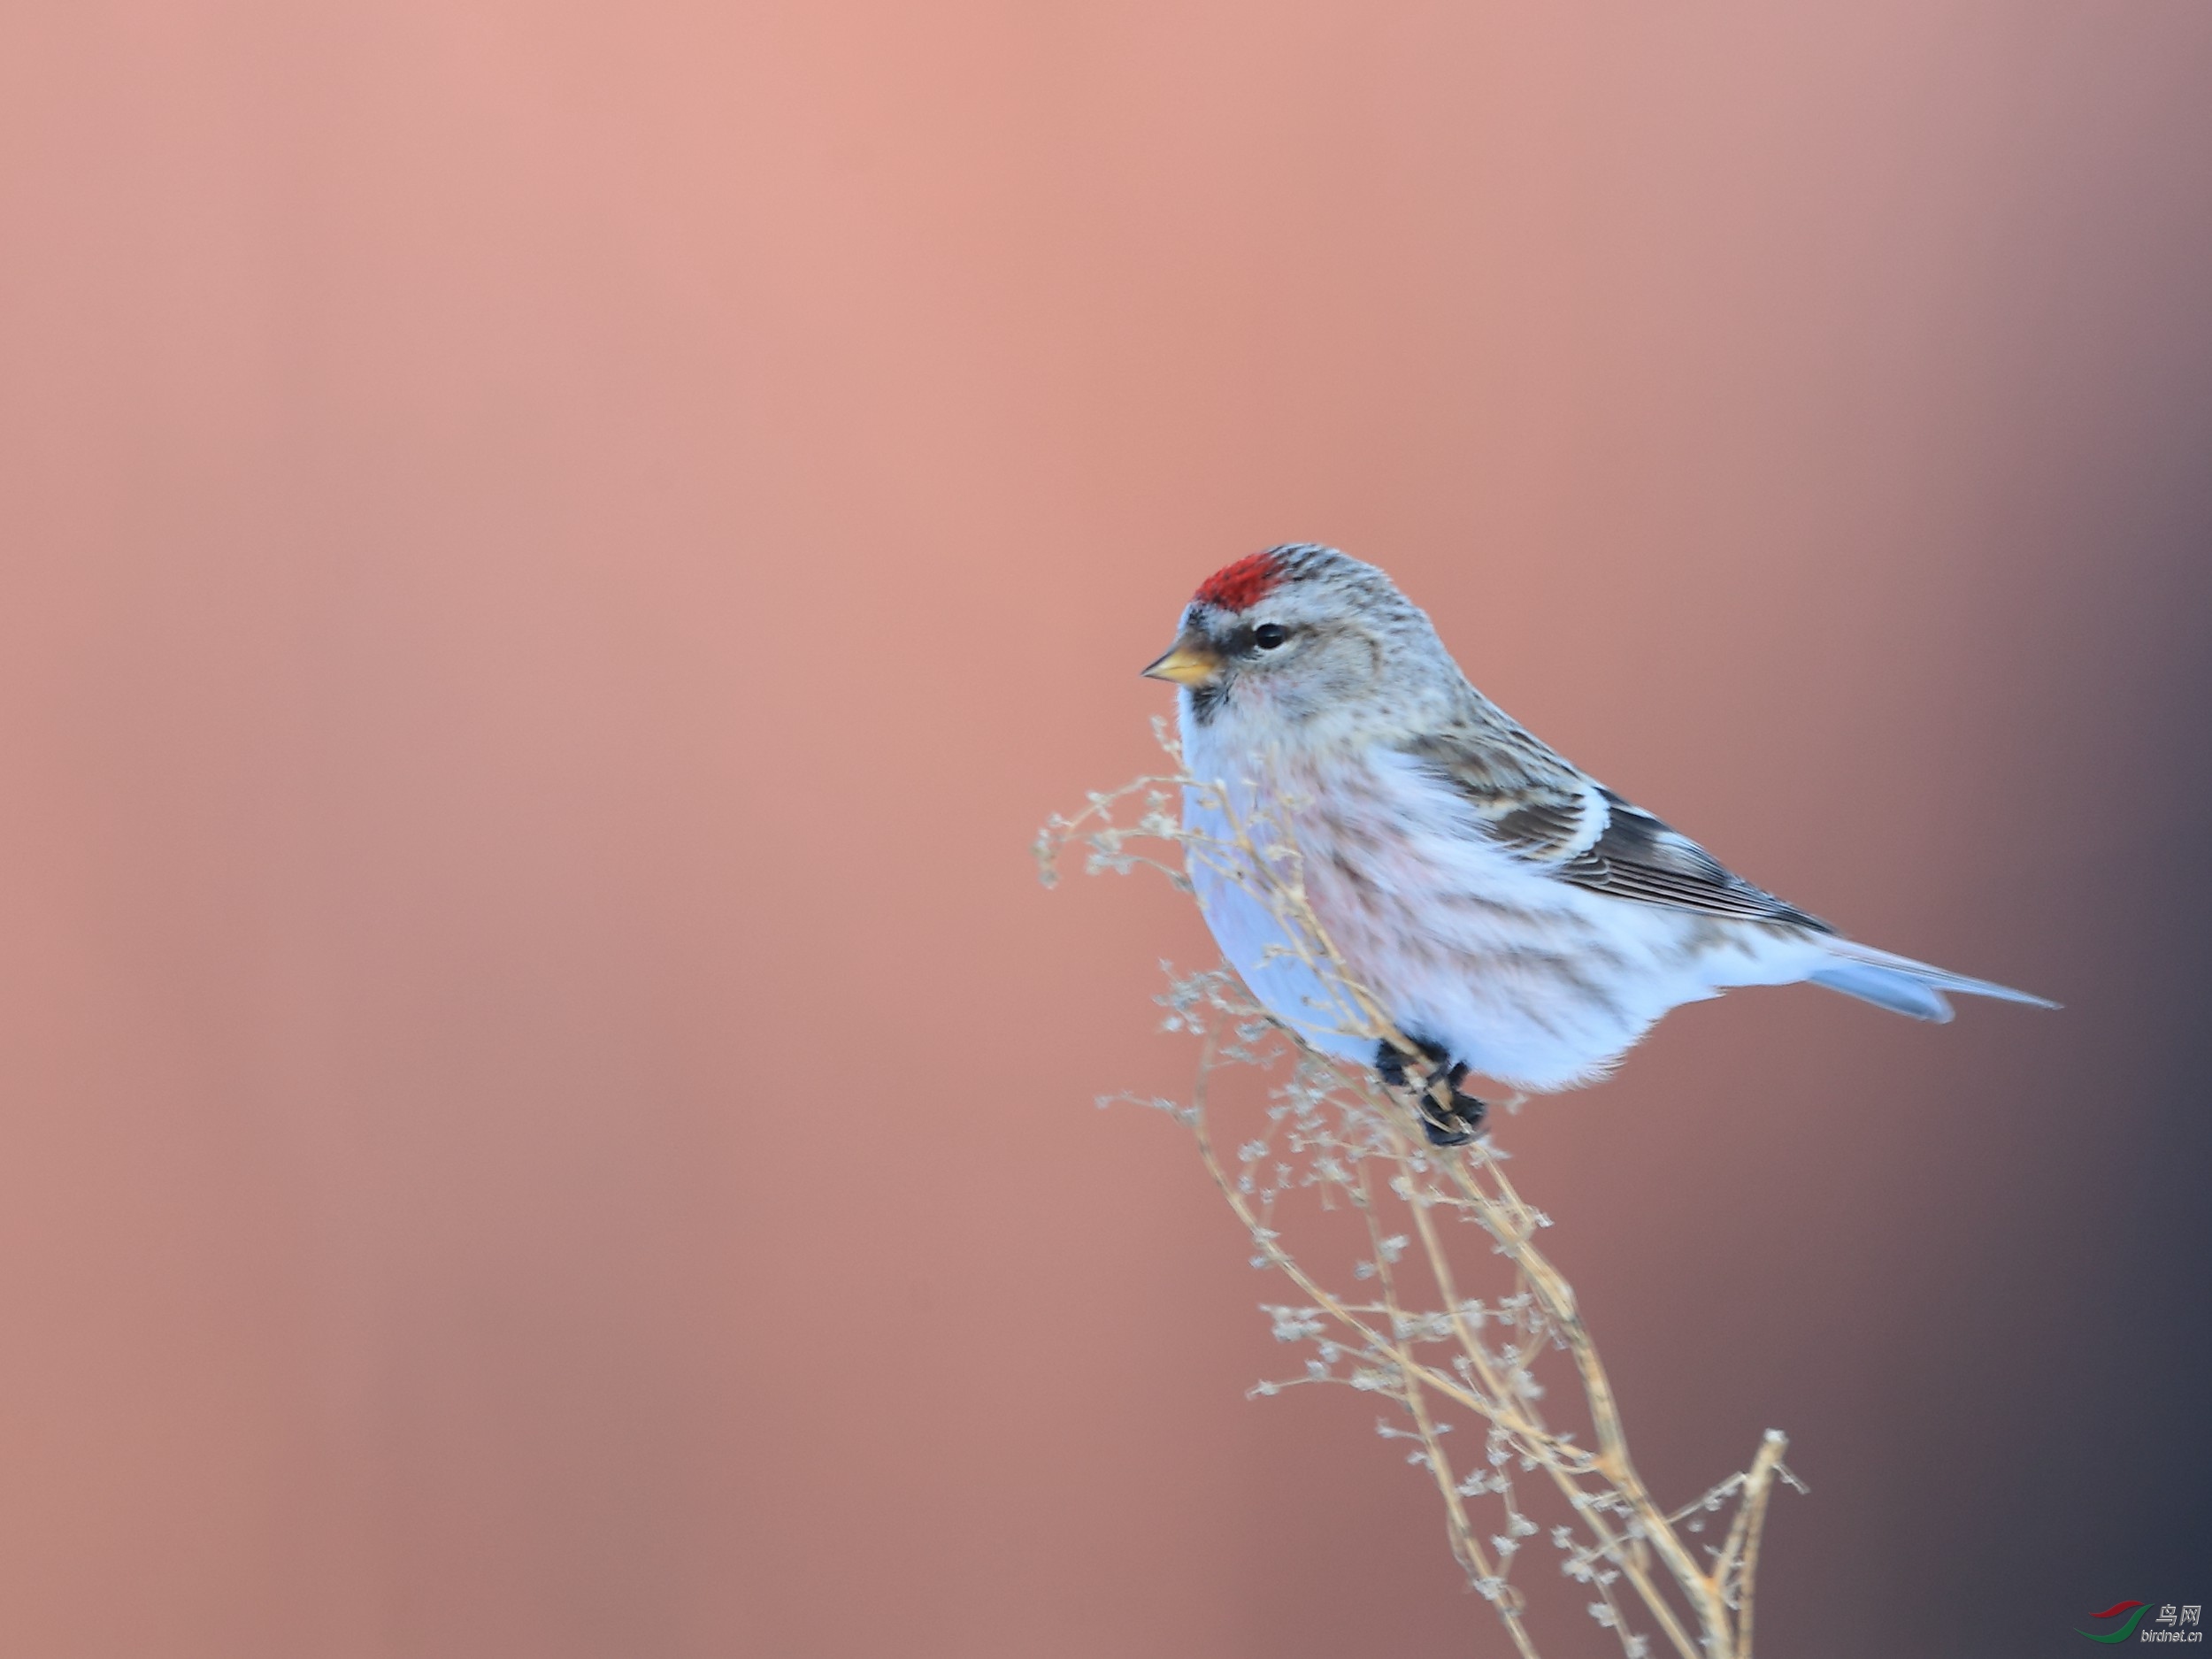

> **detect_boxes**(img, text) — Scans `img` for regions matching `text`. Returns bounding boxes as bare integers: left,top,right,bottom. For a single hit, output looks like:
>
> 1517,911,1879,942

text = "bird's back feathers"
1398,728,1832,930
1402,721,2055,1023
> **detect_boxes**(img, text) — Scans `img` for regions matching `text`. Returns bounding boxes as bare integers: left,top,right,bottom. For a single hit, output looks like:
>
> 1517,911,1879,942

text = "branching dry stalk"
1038,719,1803,1658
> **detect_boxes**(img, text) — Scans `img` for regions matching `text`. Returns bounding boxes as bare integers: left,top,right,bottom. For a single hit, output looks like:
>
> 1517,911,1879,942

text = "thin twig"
1044,747,1800,1657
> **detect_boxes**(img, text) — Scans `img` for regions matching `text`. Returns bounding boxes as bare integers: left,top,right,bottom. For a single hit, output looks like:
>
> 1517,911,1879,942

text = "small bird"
1143,543,2053,1142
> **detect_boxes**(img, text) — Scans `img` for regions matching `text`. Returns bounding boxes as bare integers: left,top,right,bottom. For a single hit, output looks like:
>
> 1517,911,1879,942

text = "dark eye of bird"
1253,623,1288,650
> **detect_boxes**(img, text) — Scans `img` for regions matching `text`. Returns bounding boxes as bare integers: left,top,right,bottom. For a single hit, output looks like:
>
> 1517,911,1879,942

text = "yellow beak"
1141,637,1224,687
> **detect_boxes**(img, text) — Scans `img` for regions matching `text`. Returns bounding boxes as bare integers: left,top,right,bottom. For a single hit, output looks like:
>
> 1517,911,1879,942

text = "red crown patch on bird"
1194,551,1283,611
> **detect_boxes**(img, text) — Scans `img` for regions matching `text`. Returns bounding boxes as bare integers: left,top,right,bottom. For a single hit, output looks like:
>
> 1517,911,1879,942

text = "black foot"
1424,1074,1487,1148
1374,1040,1487,1147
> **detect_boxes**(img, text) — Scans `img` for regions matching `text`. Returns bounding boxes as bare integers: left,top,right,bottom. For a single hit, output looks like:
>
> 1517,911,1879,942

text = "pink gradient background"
2,4,2208,1655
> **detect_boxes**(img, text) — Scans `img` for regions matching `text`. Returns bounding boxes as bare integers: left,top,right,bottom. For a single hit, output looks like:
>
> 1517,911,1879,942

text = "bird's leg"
1374,1038,1488,1148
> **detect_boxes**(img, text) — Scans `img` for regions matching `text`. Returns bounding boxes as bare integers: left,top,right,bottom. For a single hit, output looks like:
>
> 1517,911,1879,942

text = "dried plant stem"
1394,1161,1702,1659
1190,1039,1745,1659
1041,736,1801,1657
1187,1050,1542,1659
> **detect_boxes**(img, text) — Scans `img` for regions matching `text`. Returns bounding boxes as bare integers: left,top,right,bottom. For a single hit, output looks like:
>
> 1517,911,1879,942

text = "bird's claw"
1420,1067,1487,1148
1375,1040,1487,1147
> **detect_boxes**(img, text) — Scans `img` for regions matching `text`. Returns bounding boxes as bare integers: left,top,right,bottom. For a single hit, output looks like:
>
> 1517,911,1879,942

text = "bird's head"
1144,543,1460,740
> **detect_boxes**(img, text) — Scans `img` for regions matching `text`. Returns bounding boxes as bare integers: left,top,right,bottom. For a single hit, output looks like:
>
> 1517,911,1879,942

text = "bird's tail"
1807,938,2058,1024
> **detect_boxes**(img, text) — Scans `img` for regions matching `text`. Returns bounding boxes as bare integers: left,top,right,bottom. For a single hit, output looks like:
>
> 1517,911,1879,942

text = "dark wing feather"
1396,732,1832,933
1569,789,1832,931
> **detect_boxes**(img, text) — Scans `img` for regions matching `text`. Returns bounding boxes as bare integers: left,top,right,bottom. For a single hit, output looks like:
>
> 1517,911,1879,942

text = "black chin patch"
1187,681,1227,725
